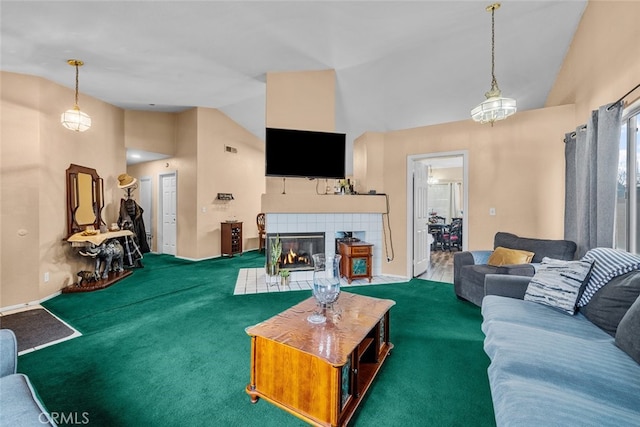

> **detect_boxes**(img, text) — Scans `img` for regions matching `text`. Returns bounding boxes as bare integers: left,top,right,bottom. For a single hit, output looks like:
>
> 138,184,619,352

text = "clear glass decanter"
307,253,342,324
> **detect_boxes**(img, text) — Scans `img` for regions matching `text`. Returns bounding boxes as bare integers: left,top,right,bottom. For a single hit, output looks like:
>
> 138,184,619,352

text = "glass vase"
307,253,342,324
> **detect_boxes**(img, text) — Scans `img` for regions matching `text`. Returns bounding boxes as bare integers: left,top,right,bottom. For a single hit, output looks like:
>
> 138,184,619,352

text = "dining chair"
256,213,266,252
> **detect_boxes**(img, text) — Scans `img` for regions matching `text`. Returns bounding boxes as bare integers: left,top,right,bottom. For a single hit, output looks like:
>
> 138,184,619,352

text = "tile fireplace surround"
266,212,384,280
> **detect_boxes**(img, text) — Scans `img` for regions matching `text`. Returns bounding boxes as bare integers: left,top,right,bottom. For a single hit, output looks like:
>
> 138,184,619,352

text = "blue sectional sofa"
481,274,640,426
0,329,57,427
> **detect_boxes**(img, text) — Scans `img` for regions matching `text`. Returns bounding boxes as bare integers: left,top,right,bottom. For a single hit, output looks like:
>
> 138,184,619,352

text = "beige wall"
127,107,265,259
265,69,337,195
1,75,263,308
1,71,125,308
124,110,176,155
355,0,640,277
359,105,574,277
195,107,265,258
546,1,640,121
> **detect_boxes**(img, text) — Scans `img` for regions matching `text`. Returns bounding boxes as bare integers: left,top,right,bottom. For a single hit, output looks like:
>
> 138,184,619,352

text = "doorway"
406,151,468,278
158,171,177,256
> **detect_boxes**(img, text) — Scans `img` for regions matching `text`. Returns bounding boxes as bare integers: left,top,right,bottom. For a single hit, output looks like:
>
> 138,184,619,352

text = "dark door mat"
0,308,78,353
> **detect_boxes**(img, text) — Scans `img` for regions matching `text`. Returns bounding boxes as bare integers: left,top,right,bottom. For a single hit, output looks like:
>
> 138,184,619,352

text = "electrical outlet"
489,208,496,216
44,272,50,282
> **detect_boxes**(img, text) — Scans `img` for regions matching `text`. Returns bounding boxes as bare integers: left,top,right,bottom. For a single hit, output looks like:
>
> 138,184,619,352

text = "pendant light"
471,3,516,125
61,59,92,132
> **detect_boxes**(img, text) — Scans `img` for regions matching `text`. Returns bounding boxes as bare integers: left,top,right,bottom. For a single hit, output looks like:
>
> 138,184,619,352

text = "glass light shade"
61,106,92,132
471,96,517,124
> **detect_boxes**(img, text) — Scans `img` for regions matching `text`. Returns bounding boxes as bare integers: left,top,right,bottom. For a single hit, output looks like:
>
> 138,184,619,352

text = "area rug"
0,307,80,354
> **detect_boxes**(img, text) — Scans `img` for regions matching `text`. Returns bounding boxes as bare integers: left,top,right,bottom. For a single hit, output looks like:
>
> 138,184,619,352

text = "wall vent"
225,145,238,154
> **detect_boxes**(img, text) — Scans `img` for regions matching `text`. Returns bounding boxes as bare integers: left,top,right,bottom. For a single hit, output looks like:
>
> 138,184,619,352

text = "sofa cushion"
0,374,56,426
482,295,640,425
487,247,534,266
579,248,640,307
482,296,612,343
524,258,594,315
581,270,640,336
494,232,577,263
616,295,640,364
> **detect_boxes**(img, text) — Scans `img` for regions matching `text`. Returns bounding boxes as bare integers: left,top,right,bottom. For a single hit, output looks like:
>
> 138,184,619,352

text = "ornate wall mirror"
66,164,105,237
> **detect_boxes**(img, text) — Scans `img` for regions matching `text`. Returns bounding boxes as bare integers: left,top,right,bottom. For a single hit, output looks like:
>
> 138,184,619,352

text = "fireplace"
266,232,325,272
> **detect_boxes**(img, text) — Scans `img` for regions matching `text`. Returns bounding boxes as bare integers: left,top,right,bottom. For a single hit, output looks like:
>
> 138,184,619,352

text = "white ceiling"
1,0,587,165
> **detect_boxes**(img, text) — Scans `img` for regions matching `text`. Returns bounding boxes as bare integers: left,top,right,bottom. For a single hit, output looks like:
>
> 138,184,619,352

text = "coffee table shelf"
245,292,395,427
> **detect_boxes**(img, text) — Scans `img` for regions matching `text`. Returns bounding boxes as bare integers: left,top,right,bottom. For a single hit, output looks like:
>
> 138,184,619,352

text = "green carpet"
18,252,495,426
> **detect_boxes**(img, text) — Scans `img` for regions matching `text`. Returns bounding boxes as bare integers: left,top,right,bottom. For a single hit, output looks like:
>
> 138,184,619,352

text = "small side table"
338,241,373,284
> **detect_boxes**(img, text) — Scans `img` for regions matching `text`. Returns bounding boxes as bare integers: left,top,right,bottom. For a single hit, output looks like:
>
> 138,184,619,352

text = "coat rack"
123,183,138,200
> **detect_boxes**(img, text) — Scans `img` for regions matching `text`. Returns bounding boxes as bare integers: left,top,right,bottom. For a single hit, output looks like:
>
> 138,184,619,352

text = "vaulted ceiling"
1,1,587,156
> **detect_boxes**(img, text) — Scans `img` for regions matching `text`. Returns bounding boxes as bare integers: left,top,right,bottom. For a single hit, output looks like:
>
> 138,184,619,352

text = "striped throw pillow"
524,257,594,315
578,248,640,307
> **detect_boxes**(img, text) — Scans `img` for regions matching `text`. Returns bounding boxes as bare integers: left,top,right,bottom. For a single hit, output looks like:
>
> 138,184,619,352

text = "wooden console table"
246,292,395,427
64,230,134,293
338,241,373,283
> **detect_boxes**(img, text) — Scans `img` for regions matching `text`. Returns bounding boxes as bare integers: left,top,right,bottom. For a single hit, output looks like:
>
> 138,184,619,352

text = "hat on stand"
117,173,137,189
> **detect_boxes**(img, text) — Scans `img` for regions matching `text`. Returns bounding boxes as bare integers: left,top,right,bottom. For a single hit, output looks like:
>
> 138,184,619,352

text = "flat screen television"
265,127,346,179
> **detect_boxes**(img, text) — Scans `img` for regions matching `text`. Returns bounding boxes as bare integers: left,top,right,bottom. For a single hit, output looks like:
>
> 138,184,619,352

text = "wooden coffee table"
245,292,395,427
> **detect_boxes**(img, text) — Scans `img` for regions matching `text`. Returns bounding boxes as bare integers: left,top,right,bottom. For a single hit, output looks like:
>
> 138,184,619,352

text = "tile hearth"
233,268,406,295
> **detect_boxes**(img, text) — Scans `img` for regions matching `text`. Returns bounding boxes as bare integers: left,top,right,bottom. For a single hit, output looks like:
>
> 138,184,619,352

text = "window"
615,102,640,253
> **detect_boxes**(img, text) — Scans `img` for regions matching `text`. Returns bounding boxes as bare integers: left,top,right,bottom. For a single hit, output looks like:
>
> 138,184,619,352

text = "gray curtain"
564,102,623,258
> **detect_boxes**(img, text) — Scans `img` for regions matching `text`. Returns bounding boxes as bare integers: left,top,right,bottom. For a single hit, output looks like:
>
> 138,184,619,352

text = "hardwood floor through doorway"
419,249,454,283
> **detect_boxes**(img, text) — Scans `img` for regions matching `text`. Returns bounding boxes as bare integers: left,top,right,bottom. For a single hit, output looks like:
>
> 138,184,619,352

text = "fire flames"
281,247,310,267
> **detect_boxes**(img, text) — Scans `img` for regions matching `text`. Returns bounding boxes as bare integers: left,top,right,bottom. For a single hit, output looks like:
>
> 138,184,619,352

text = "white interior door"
413,161,430,276
161,173,177,255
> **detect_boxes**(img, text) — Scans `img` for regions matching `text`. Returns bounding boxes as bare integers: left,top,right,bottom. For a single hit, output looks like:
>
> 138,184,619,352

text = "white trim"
157,170,177,255
406,150,469,278
0,291,61,314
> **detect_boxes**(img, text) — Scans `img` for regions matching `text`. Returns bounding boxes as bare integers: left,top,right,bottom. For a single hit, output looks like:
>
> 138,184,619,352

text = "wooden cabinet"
338,241,373,284
221,221,242,256
246,293,395,427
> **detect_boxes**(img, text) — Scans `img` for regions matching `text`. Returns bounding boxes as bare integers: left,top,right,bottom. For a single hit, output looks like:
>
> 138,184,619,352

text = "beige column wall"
1,71,125,308
195,107,266,258
352,132,385,195
265,69,336,195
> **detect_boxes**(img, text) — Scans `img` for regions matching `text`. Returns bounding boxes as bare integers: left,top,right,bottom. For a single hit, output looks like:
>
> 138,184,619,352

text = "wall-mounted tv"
265,127,346,179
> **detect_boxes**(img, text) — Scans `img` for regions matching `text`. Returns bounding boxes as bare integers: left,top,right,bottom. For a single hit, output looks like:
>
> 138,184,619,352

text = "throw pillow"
524,257,594,315
487,246,534,267
578,248,640,307
581,270,640,336
615,295,640,364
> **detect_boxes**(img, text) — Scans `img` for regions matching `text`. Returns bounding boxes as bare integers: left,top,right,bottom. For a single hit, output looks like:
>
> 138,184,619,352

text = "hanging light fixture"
61,59,91,132
471,3,516,126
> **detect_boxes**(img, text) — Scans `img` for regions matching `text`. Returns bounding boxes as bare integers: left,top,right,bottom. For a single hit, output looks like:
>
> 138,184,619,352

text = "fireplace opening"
266,232,325,272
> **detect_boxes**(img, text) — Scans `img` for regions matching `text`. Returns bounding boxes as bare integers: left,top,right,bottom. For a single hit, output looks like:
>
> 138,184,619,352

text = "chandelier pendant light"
61,59,92,132
471,3,516,126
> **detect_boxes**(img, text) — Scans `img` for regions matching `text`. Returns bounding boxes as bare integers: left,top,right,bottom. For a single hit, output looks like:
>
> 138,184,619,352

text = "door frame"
157,170,177,255
406,150,469,278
